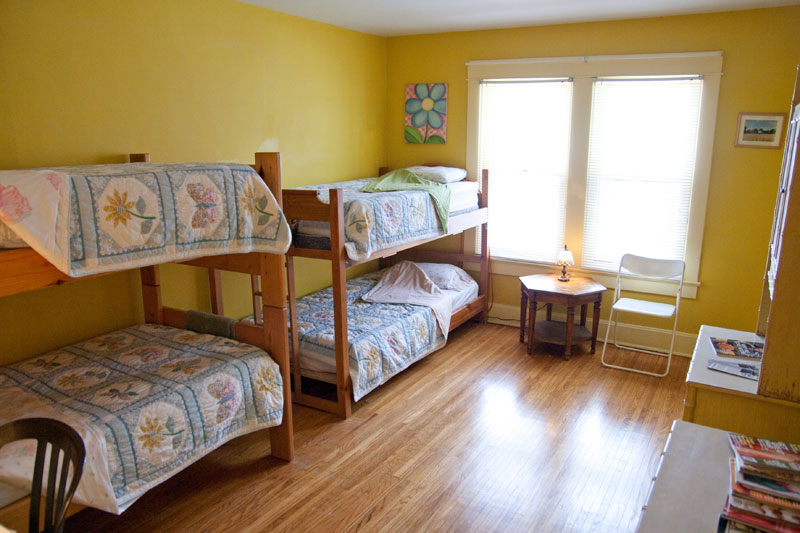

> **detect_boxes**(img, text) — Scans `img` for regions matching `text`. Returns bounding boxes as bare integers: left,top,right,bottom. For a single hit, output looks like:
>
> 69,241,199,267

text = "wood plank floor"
66,322,689,533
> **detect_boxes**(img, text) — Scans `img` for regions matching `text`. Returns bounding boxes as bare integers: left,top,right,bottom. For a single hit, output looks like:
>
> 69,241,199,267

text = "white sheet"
362,261,452,338
448,180,480,213
0,222,26,248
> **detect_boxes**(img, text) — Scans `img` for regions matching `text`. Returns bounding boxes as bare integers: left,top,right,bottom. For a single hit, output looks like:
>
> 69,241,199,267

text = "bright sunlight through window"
582,77,703,271
478,79,573,262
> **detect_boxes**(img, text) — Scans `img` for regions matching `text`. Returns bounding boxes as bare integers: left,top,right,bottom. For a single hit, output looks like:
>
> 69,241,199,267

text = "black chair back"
0,418,85,533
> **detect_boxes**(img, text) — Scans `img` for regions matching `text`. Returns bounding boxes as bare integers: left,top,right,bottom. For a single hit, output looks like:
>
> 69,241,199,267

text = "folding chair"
600,253,685,377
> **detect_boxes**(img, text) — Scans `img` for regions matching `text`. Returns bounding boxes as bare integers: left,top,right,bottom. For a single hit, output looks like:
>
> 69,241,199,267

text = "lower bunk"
0,322,284,515
287,262,484,409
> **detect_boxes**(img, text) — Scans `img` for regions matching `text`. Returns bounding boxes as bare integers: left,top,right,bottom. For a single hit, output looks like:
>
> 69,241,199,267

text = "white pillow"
406,165,467,184
0,222,27,248
415,262,475,290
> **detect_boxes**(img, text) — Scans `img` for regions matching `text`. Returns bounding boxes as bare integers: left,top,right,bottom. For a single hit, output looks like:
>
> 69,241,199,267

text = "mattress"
0,324,283,514
291,178,480,261
293,268,479,400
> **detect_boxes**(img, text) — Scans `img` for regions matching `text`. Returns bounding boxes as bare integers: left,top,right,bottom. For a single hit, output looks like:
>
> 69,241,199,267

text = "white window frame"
466,52,724,298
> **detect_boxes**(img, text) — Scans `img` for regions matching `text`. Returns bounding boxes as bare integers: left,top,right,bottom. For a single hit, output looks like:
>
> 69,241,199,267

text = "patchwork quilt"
292,178,446,262
0,162,291,276
0,324,283,514
294,270,446,401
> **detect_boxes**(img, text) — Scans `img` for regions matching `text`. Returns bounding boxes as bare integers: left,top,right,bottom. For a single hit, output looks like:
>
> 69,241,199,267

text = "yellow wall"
0,0,386,361
385,7,800,334
3,3,800,362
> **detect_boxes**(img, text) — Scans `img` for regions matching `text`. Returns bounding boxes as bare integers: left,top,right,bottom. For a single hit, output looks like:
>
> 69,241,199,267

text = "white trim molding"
488,303,698,357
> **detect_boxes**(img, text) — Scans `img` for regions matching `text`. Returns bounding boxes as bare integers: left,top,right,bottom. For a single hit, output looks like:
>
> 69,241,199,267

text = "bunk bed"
0,153,293,517
278,166,489,418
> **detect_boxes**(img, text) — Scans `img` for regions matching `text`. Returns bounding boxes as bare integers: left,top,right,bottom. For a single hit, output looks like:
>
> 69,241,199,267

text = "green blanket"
361,169,451,232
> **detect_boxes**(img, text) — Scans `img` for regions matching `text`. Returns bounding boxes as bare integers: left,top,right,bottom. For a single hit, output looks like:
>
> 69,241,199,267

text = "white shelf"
685,324,764,395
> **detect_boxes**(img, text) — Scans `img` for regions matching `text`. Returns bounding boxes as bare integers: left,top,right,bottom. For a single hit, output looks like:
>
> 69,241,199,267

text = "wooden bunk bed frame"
0,152,294,461
279,167,490,418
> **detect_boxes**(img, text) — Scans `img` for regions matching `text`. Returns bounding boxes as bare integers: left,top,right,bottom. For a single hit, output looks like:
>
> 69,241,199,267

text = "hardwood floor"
66,323,689,532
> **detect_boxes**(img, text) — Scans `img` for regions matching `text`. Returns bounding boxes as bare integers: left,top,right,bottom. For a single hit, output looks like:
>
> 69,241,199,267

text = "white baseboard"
487,303,696,358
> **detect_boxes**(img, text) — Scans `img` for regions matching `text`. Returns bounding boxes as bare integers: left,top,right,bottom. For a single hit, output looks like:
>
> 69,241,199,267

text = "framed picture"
735,112,787,149
404,83,447,144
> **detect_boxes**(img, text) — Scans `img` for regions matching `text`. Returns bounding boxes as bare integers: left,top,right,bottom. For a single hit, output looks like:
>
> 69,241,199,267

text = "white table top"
685,324,764,395
637,420,732,532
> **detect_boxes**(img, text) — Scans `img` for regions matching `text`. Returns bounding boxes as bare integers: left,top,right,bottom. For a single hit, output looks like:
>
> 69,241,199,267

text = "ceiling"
239,0,799,36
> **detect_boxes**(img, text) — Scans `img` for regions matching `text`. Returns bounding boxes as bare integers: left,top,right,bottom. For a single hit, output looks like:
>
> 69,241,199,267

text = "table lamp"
556,245,574,282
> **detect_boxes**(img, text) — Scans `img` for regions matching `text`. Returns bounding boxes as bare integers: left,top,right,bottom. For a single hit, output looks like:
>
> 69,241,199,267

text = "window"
478,79,573,262
582,76,703,271
466,53,723,297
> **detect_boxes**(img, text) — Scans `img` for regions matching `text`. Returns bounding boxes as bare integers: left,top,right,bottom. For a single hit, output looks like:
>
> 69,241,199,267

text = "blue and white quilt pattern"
0,162,291,276
292,178,444,262
0,324,283,514
294,270,445,401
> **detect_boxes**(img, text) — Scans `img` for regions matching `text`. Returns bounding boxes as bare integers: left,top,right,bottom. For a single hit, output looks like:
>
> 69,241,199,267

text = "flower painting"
405,83,447,144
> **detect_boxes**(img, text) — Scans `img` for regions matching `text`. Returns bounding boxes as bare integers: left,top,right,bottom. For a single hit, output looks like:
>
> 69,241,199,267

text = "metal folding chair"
600,253,685,377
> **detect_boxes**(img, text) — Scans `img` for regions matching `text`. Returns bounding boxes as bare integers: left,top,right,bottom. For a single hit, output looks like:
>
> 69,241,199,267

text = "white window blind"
478,79,573,262
582,77,703,271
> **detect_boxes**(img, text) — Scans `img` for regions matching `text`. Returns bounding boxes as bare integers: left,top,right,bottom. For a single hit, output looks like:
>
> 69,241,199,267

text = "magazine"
729,434,800,464
737,470,800,503
730,460,800,511
711,337,765,361
708,359,760,381
735,453,800,482
722,500,800,533
729,494,800,527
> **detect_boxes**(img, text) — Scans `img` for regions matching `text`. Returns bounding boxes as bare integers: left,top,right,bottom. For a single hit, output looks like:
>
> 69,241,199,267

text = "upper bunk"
281,166,489,267
0,152,290,298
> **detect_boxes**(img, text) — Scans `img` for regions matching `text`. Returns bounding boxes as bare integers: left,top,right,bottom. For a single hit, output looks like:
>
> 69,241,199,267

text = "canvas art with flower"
405,83,447,144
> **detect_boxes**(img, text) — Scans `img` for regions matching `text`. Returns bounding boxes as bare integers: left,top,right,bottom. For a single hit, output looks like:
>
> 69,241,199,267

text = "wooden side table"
519,273,606,359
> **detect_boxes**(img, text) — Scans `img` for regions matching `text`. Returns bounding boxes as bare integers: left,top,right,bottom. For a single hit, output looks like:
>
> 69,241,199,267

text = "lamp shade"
556,246,574,266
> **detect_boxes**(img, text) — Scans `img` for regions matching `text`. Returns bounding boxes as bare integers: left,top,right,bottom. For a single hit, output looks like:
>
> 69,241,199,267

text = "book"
711,337,765,361
708,359,761,381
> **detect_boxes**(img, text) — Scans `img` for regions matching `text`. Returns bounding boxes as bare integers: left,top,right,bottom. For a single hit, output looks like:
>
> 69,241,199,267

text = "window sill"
467,257,699,299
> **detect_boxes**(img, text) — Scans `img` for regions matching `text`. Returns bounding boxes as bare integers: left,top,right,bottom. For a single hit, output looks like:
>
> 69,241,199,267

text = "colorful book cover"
711,337,764,360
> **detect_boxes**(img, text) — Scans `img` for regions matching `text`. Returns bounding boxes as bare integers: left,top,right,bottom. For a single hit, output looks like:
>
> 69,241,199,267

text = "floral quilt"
294,270,445,401
0,324,283,514
0,162,291,276
292,178,445,262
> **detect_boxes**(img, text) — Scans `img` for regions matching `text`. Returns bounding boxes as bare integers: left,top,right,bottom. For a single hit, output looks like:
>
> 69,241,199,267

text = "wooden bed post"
330,189,352,418
140,266,163,325
286,255,302,406
254,152,294,461
208,269,224,315
259,253,294,461
479,169,489,323
129,153,150,163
